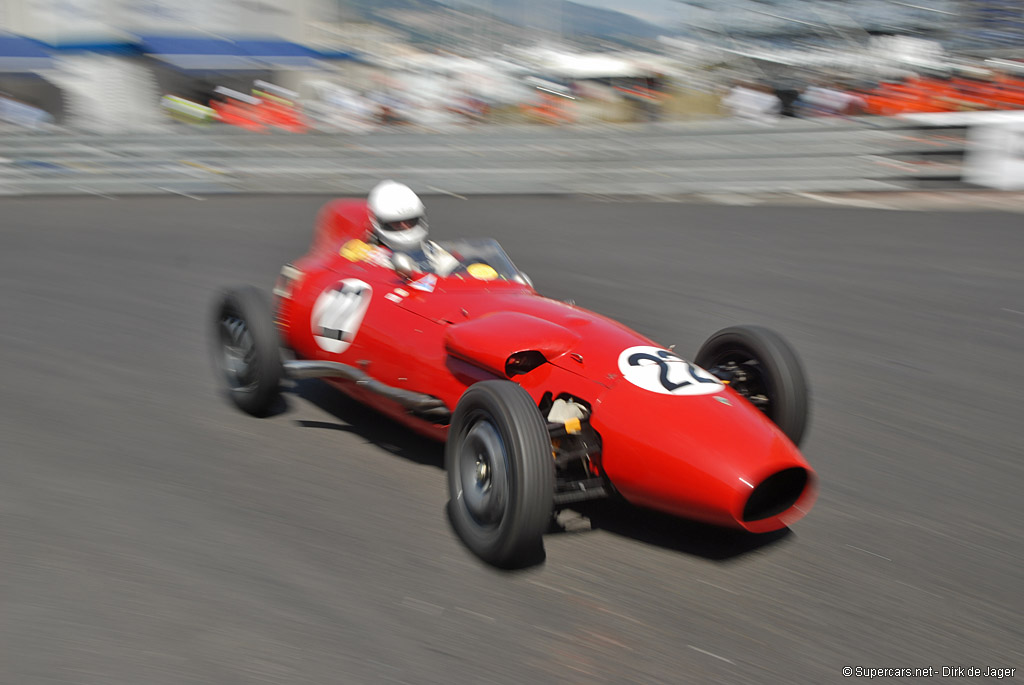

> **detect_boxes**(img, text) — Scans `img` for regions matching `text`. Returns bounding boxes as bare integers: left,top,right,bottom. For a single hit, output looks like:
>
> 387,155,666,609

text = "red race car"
211,199,817,567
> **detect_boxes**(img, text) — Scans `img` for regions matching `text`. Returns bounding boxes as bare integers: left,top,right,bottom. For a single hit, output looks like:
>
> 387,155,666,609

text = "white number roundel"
617,346,723,396
311,279,372,353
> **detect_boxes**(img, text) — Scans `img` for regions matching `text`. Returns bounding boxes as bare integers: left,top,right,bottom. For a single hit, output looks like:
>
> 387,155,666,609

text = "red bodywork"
275,200,816,533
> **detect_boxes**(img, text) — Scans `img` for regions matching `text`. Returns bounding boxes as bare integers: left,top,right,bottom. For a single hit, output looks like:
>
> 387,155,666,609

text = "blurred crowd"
154,72,672,134
149,67,1024,133
722,69,1024,122
10,62,1024,134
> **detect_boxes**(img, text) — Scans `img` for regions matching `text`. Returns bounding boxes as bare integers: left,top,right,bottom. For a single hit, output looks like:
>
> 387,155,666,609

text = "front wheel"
446,380,554,568
695,325,809,447
211,286,283,417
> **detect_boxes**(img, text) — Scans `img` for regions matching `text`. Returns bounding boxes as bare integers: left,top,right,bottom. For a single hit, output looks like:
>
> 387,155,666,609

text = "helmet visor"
381,217,423,232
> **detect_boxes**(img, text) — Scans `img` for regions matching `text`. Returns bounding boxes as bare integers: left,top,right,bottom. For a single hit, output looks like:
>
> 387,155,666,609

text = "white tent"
514,48,658,79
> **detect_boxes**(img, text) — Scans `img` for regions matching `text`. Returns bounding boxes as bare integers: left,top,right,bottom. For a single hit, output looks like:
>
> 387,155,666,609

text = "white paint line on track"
455,607,497,623
702,192,762,206
528,580,567,594
158,186,205,200
1002,308,1024,316
597,607,649,626
400,597,444,615
426,185,467,200
72,186,117,200
696,578,740,595
892,579,944,600
565,565,601,581
688,645,736,664
794,192,895,210
845,544,893,561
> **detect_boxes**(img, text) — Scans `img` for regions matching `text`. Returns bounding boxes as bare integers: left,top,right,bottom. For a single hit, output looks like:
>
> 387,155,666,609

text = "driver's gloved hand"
423,240,460,277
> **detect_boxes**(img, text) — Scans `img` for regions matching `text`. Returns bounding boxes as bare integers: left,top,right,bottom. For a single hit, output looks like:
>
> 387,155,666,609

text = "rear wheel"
211,286,282,417
695,325,809,446
446,380,554,568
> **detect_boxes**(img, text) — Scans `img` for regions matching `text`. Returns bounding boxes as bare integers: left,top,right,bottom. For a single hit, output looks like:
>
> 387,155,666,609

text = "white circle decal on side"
617,346,723,396
311,279,372,353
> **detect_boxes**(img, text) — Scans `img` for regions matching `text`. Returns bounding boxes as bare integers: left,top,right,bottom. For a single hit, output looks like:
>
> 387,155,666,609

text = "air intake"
742,468,808,522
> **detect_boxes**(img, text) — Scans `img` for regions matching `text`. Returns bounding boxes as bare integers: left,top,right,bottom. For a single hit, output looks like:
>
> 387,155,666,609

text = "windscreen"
437,238,524,282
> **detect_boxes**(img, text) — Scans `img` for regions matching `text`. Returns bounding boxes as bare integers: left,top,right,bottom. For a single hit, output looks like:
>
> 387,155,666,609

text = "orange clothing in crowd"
853,74,1024,116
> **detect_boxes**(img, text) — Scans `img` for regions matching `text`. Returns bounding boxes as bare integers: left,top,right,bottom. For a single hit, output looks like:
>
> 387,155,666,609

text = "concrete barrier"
0,117,970,197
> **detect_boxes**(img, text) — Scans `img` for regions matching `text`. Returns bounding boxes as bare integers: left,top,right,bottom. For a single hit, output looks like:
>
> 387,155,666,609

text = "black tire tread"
446,380,554,568
696,325,809,446
212,286,283,417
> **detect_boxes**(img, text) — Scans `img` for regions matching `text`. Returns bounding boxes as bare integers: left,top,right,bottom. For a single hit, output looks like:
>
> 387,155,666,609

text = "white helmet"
368,180,428,251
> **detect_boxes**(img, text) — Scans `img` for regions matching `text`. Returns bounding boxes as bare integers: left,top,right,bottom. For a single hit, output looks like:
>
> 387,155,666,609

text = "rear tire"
695,325,809,446
446,380,554,568
211,286,283,417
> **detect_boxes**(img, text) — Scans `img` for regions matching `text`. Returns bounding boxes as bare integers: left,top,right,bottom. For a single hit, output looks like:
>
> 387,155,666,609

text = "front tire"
446,380,554,568
695,325,809,446
211,286,283,417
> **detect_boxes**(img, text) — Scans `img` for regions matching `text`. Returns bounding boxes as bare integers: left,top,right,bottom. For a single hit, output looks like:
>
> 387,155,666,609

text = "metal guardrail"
0,118,970,197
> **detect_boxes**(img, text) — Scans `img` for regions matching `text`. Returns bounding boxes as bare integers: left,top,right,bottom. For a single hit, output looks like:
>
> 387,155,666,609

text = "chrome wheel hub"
459,420,508,526
220,314,257,391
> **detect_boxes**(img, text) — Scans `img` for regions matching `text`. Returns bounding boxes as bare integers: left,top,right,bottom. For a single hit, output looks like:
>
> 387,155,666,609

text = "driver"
367,180,459,276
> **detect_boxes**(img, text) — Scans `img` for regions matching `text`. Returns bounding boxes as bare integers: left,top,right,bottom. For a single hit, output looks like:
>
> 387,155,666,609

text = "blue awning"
315,49,358,61
137,35,265,71
234,39,321,68
137,35,332,70
0,34,55,72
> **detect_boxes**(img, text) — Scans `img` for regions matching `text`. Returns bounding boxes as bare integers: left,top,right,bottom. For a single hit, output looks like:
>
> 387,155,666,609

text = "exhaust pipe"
283,360,450,422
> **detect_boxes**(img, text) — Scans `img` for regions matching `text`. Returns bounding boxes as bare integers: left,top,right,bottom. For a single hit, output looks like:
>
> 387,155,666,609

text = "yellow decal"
340,239,371,262
467,263,498,281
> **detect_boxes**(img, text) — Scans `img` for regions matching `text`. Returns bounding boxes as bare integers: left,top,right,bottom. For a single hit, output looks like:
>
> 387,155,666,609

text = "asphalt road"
2,194,1021,684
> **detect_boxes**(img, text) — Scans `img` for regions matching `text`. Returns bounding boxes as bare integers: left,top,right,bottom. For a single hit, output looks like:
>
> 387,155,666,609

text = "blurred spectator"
252,81,309,134
369,90,408,126
801,83,862,117
447,92,489,123
302,81,376,133
521,80,575,125
615,76,665,122
209,86,267,133
773,80,803,118
161,93,215,125
721,81,779,124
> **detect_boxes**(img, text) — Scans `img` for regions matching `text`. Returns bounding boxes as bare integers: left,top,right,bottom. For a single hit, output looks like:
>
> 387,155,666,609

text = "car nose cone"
592,382,816,532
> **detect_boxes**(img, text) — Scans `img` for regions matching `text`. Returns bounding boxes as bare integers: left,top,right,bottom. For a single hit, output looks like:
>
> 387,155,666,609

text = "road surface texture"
1,194,1021,684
